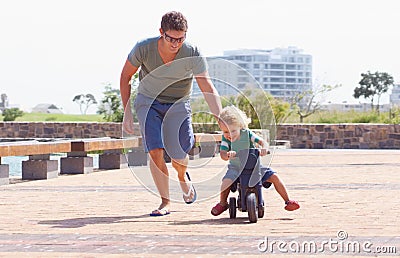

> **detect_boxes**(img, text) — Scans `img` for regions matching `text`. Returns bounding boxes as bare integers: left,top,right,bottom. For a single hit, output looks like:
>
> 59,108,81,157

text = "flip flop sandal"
183,172,197,204
150,208,171,216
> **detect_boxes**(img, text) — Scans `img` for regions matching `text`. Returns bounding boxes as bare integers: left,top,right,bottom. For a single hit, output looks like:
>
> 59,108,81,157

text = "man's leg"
172,156,195,202
149,148,170,210
163,100,195,202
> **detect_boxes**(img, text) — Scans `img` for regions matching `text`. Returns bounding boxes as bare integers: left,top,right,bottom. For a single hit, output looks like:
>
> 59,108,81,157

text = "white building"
32,104,63,114
0,93,9,113
321,102,391,112
390,84,400,106
196,47,312,100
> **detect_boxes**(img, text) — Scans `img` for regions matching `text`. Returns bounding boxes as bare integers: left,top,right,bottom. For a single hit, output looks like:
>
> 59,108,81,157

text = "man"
120,11,222,216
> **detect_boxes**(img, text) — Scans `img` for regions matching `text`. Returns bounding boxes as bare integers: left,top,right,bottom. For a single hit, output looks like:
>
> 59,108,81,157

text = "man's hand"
122,108,135,135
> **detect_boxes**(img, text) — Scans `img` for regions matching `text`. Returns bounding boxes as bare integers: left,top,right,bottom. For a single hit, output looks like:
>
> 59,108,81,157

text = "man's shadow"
38,214,153,228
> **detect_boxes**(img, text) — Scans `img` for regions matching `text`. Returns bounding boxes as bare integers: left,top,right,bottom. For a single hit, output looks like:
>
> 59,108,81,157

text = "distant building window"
271,84,284,89
271,71,284,76
254,64,260,69
239,63,248,69
270,64,284,69
270,77,283,82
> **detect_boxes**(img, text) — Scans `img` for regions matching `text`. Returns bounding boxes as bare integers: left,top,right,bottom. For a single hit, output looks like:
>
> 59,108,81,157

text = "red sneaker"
285,200,300,211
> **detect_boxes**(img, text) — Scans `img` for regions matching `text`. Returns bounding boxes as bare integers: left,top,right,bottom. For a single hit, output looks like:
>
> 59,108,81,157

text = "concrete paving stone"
0,149,399,257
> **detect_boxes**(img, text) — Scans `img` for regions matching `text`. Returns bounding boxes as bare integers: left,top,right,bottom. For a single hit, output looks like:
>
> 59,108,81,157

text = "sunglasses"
163,32,186,44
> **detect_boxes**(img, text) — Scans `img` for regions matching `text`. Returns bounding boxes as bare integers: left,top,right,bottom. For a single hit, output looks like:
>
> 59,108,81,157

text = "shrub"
2,108,24,121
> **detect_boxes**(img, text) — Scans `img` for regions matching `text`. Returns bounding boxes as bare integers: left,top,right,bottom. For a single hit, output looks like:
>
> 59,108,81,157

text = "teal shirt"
128,36,207,103
220,129,261,168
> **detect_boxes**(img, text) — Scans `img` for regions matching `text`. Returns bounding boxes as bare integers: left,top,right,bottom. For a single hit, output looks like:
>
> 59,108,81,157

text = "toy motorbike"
229,148,265,223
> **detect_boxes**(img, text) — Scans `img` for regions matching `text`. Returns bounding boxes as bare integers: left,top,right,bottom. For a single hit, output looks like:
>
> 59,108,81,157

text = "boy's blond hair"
219,106,251,129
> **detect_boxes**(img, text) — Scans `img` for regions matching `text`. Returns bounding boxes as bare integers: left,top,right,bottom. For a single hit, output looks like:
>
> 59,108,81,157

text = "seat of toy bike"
238,149,260,171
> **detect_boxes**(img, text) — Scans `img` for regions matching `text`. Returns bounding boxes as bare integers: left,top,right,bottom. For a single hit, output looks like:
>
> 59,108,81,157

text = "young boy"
211,106,300,216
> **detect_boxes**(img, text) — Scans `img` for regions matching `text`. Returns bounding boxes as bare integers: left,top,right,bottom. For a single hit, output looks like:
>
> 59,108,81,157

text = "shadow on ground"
38,214,153,228
38,214,294,228
170,217,294,225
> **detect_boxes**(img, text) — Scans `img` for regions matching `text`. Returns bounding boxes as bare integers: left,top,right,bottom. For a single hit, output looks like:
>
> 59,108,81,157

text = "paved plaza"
0,149,399,257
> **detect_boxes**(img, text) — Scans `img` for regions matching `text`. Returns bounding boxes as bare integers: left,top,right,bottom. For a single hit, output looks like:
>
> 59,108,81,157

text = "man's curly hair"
161,11,188,32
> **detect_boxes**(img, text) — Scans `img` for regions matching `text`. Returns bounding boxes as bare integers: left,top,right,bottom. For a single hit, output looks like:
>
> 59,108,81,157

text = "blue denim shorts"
134,93,194,159
223,164,275,188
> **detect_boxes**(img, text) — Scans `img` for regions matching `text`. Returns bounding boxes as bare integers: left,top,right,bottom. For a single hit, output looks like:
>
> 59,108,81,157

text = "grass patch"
11,113,104,122
284,110,395,124
1,110,398,124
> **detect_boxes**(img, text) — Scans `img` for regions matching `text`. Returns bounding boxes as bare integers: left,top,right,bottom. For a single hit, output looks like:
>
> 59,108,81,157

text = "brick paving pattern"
0,149,399,257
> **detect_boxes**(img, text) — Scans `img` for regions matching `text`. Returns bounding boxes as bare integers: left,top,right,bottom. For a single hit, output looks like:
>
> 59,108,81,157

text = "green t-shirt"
128,36,207,103
220,129,261,168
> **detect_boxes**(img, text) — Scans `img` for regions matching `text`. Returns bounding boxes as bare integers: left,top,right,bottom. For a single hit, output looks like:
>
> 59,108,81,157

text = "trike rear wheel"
229,197,237,219
258,203,265,218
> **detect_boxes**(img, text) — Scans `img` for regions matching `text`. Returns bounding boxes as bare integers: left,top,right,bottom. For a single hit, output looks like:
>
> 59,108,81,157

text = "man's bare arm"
195,71,222,119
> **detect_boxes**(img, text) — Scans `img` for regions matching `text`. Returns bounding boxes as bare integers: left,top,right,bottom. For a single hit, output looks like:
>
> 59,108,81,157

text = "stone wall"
1,122,399,149
277,123,400,149
0,122,124,139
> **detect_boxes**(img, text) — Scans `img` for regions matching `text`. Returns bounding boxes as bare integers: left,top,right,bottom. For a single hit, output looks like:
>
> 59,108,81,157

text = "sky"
1,0,399,114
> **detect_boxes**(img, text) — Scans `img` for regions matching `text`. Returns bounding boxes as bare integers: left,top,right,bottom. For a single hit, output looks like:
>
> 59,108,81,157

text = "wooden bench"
60,137,141,174
0,140,71,182
193,133,222,158
60,134,223,173
0,133,222,185
273,140,291,149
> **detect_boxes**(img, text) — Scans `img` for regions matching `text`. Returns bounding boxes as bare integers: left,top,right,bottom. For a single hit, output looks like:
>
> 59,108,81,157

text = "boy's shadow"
171,216,293,225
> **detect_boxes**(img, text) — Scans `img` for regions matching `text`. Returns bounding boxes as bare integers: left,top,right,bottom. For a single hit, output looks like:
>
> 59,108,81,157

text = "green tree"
270,97,291,124
292,84,341,123
353,71,394,113
235,88,282,129
97,83,124,122
72,94,97,114
2,108,24,121
190,97,214,124
388,105,400,125
97,74,138,122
